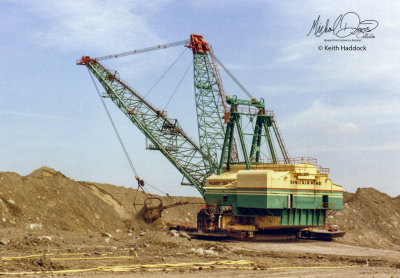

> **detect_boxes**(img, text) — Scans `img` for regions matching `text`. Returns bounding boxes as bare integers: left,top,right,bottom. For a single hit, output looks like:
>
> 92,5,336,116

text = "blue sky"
1,0,399,197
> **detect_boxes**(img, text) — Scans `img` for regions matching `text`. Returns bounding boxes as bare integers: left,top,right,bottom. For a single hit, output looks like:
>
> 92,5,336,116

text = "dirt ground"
0,167,400,276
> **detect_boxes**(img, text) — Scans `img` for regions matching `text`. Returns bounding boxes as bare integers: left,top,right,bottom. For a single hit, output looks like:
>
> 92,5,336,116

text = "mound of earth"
1,167,400,276
1,167,400,252
329,188,400,250
0,167,202,234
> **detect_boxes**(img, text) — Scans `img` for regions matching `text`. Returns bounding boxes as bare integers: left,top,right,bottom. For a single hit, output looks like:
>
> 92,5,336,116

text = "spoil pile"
329,188,400,250
0,167,201,234
0,167,399,251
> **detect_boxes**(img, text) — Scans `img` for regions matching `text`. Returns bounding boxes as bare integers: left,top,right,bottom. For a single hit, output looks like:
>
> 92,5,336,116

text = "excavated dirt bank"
0,167,201,234
0,167,399,276
328,188,400,250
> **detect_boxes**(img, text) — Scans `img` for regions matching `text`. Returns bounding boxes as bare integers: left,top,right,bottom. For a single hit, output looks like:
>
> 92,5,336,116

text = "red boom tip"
76,56,96,66
186,34,210,53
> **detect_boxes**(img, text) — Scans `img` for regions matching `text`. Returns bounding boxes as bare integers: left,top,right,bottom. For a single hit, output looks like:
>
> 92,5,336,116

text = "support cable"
144,48,187,98
163,61,193,110
95,40,189,61
213,54,254,99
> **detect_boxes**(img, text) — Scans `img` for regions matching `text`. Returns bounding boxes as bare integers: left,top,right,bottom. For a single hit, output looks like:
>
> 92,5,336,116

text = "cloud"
318,122,360,135
257,85,321,95
283,98,400,132
223,63,274,71
2,0,192,87
301,143,400,153
189,0,255,10
273,40,317,64
0,110,91,124
13,0,171,54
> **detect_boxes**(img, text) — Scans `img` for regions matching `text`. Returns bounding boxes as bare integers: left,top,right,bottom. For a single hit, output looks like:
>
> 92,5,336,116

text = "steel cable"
213,54,254,99
163,60,193,110
144,48,187,98
88,69,139,178
95,40,189,61
88,69,170,198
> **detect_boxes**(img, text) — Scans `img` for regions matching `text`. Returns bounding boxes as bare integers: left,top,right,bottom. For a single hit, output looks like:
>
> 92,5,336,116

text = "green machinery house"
204,161,343,229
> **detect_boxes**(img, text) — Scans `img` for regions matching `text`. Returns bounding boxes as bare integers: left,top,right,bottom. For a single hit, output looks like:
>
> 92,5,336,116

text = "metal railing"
225,105,274,116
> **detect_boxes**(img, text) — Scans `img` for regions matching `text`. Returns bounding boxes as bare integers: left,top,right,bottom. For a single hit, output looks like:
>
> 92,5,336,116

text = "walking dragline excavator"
77,34,344,240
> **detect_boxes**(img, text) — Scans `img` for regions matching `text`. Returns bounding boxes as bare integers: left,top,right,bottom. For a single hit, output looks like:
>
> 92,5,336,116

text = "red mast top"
76,56,97,66
186,34,210,53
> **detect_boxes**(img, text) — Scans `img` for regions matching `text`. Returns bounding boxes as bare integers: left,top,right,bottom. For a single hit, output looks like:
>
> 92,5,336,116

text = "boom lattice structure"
188,35,226,171
82,59,217,196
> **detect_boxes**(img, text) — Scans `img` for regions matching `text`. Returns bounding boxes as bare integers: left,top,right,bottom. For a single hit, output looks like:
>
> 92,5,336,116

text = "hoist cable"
213,54,254,99
87,69,139,179
144,48,187,98
88,69,171,199
163,60,193,110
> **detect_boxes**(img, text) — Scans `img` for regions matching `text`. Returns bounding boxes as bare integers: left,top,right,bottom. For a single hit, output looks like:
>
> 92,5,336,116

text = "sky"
1,0,399,197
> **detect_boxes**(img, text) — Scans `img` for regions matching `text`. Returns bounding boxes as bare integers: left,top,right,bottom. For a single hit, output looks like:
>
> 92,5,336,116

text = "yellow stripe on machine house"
204,188,343,195
205,188,342,193
205,182,340,192
204,190,343,198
